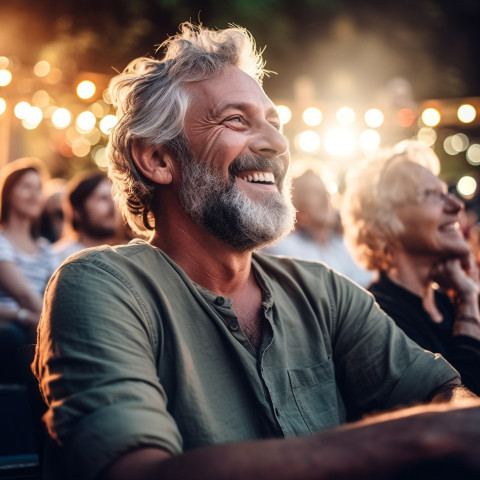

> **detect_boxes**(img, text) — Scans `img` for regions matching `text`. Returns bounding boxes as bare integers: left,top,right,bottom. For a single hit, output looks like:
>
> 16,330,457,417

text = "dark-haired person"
53,171,118,263
34,24,480,480
0,158,57,382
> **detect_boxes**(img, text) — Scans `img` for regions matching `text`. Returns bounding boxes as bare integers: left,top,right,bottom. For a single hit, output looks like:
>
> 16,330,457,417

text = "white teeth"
239,172,275,183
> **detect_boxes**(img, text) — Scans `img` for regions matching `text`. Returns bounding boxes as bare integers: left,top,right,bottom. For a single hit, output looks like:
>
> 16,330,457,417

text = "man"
33,23,480,480
52,171,118,263
265,169,374,287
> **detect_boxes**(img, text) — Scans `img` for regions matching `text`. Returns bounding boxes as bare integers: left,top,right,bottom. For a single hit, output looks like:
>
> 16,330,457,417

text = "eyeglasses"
416,188,450,204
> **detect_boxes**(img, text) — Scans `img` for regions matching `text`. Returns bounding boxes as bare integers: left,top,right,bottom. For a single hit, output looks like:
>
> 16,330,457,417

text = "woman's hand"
430,253,480,301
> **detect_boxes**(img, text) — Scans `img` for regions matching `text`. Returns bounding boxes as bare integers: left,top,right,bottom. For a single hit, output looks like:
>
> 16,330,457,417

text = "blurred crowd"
1,139,480,462
0,160,131,384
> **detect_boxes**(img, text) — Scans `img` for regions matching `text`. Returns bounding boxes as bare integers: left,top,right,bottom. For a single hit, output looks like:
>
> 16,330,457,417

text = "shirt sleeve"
33,255,183,480
0,234,15,262
329,272,460,418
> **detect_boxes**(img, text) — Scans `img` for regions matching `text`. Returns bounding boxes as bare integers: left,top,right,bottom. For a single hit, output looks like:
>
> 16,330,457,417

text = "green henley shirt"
33,239,459,480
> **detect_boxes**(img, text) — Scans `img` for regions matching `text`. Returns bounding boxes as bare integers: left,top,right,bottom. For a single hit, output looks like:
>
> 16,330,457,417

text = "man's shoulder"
58,239,160,273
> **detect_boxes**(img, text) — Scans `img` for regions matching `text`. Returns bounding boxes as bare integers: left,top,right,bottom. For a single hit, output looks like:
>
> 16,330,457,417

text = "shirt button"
229,322,239,331
214,296,225,306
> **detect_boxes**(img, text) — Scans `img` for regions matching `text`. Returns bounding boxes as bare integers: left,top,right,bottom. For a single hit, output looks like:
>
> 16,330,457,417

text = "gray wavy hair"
342,141,441,271
107,22,267,236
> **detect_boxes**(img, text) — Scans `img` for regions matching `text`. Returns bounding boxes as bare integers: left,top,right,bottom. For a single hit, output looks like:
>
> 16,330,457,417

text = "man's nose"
250,122,289,158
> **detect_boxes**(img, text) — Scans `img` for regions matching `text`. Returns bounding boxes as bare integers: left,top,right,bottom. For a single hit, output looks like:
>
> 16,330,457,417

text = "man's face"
78,179,118,239
293,174,332,230
176,66,295,251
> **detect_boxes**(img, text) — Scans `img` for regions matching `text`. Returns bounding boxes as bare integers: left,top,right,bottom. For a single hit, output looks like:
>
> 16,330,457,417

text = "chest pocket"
287,357,344,433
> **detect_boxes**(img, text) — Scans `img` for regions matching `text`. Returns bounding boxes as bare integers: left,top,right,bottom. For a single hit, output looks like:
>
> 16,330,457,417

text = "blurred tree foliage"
0,0,479,100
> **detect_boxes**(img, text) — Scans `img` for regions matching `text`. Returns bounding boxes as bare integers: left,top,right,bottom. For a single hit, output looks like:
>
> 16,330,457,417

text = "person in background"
39,177,67,243
0,158,57,383
265,169,375,287
342,141,480,395
53,170,118,264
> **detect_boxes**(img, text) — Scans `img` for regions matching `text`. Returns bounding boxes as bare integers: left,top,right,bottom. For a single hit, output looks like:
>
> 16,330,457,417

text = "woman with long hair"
0,157,57,382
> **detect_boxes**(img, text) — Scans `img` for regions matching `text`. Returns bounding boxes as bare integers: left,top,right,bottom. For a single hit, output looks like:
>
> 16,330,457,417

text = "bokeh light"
297,130,320,153
451,133,469,152
325,128,356,156
302,107,323,126
76,111,97,133
364,108,384,128
34,60,51,77
457,104,476,123
276,105,292,125
99,114,117,134
32,90,51,108
421,108,441,127
71,137,91,157
90,101,109,118
22,106,43,129
457,176,477,198
92,145,108,170
0,69,13,87
14,101,31,119
417,127,437,147
76,80,96,100
359,129,381,151
443,136,457,156
0,57,9,69
466,144,480,166
52,108,72,128
0,98,6,116
397,108,416,127
336,107,355,126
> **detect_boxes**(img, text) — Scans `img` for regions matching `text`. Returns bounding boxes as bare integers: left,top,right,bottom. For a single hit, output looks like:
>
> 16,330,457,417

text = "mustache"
228,154,287,183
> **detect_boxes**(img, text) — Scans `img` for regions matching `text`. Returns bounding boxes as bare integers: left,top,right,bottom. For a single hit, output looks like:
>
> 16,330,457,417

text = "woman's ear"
131,138,174,185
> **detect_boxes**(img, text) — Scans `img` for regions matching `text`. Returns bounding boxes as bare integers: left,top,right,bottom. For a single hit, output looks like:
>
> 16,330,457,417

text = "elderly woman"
0,158,58,382
342,141,480,394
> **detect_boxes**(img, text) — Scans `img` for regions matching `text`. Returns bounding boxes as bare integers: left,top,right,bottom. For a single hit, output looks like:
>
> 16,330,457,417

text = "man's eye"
225,116,242,123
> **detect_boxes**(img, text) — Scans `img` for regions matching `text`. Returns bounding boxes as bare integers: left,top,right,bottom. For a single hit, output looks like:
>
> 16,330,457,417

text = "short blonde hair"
342,141,440,271
107,22,267,236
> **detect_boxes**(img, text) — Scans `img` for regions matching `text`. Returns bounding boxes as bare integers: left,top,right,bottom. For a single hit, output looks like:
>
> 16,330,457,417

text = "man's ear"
131,138,174,185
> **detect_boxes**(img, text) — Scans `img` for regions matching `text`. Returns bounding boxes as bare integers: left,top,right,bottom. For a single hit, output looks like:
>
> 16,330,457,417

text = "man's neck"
150,210,254,298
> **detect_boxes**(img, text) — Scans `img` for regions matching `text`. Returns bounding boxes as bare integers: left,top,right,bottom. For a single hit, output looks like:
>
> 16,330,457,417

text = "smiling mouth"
439,221,460,232
237,170,275,185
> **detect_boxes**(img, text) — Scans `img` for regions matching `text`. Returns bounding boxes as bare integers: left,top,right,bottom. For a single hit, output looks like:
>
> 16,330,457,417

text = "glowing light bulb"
298,130,320,153
364,109,384,128
0,69,12,86
336,107,355,126
76,80,96,100
458,104,476,123
421,108,441,127
52,108,72,128
276,105,292,125
457,176,476,198
302,107,323,127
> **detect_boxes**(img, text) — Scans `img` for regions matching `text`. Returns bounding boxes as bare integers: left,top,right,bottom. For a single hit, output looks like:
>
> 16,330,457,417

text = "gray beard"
176,147,295,252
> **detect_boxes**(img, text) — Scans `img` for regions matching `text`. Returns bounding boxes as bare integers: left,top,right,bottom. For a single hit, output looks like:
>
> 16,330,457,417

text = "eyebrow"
212,101,280,122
